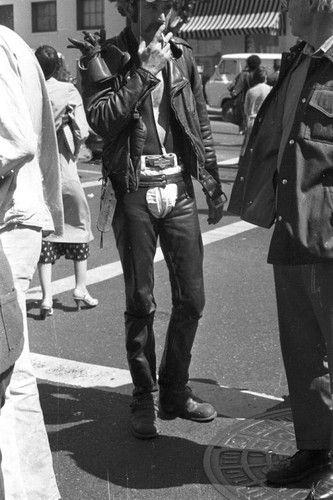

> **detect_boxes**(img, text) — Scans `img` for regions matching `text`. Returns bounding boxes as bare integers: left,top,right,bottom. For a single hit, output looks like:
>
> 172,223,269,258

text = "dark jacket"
82,27,222,200
229,41,333,265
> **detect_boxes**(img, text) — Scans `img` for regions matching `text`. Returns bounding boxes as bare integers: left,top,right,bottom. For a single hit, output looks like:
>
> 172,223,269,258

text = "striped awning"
172,0,282,39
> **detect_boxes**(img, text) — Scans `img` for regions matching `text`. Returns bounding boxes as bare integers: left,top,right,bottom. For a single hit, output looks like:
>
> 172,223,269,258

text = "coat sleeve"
0,44,37,178
83,64,158,139
185,45,220,185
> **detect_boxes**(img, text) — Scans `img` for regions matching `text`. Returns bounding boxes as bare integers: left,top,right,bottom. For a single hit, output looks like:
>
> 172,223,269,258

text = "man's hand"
206,195,224,225
67,29,106,58
138,25,173,75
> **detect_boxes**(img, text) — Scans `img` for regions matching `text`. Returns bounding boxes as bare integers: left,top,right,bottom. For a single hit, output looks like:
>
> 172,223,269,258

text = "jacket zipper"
170,97,203,181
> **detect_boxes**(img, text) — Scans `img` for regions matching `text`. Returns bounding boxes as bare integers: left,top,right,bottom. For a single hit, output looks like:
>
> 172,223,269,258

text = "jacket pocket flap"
309,89,333,117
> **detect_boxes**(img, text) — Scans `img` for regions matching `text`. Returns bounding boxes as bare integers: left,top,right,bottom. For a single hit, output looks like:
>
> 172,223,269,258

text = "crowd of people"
1,0,333,499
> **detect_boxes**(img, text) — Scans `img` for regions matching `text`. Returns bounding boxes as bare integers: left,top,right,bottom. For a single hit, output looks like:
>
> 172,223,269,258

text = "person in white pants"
0,25,63,500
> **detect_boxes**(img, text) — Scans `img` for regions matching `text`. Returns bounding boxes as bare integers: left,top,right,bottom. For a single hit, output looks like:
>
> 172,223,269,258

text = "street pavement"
24,118,303,499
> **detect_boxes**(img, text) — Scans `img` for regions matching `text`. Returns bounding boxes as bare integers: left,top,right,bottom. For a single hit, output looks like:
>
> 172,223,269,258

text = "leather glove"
67,29,113,84
67,29,106,61
206,194,226,225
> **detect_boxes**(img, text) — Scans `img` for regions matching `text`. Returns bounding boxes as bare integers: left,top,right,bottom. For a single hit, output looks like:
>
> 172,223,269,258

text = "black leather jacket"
229,41,333,264
81,27,222,199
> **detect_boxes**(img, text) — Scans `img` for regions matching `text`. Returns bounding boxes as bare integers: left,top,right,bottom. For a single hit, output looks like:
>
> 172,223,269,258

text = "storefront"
171,0,294,84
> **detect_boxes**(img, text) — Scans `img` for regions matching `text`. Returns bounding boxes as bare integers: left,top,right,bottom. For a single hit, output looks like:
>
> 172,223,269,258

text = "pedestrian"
35,45,98,318
241,66,271,154
0,25,63,500
70,0,226,439
228,54,262,133
267,58,281,86
229,0,333,498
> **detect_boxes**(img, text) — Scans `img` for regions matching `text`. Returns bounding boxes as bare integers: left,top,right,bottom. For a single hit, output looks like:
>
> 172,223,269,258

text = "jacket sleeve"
185,46,220,185
82,63,158,139
0,44,37,178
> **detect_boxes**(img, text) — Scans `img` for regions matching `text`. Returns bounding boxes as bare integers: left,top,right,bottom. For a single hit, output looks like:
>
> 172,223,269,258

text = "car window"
218,59,238,76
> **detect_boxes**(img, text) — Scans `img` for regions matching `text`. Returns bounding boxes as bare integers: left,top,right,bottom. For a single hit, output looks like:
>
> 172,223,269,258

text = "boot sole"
131,428,159,439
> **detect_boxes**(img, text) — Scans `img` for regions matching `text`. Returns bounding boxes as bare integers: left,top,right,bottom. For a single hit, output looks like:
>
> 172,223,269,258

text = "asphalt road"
25,117,292,500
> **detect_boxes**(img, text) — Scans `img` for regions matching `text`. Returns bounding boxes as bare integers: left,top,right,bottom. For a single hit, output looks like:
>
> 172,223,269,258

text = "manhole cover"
204,408,311,499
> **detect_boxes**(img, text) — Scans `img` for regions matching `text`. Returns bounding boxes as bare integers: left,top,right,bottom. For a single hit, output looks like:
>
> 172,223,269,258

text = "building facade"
172,0,296,85
0,0,296,88
0,0,125,82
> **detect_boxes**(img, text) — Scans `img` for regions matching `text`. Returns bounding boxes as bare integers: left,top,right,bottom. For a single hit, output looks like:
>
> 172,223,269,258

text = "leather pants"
112,180,205,396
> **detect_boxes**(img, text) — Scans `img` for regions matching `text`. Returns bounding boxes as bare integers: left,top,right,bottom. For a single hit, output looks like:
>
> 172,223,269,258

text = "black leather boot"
125,312,160,438
125,311,157,391
130,392,159,439
159,385,217,422
158,307,200,391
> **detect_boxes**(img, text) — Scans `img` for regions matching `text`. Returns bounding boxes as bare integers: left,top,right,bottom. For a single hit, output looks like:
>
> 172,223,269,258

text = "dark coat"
229,41,333,264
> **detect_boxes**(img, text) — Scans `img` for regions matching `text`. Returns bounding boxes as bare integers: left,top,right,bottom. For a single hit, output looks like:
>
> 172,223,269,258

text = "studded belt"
139,172,184,188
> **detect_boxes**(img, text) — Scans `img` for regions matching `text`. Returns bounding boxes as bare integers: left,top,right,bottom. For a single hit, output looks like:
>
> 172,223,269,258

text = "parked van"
205,53,281,120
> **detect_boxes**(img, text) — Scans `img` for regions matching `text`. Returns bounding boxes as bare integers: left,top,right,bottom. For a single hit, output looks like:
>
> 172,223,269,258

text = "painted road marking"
218,157,239,166
31,353,132,389
27,220,256,301
78,169,101,175
30,353,283,405
81,179,102,189
218,385,283,402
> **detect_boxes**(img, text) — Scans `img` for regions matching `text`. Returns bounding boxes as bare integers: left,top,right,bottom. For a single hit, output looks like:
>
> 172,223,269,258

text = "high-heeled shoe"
73,291,98,311
40,300,53,319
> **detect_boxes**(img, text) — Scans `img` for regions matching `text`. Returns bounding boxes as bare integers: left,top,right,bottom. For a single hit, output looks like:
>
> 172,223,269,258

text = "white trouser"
0,226,60,500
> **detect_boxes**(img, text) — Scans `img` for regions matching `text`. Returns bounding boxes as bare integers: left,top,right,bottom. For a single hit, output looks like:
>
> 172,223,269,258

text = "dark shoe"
159,386,217,422
130,393,159,439
305,471,333,499
266,449,330,485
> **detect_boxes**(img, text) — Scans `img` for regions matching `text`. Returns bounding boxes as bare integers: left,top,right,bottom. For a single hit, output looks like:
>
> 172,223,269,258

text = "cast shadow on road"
39,381,213,489
37,377,293,492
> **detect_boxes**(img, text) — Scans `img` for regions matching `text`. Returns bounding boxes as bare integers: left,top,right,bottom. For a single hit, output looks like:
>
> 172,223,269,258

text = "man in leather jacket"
75,0,226,439
229,0,333,498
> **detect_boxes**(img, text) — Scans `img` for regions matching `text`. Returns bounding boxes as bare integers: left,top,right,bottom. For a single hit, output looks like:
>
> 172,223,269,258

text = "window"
77,0,104,30
32,1,57,33
0,5,14,30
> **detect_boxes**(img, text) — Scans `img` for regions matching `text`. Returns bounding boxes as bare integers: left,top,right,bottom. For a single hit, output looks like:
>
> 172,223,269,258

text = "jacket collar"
285,38,333,63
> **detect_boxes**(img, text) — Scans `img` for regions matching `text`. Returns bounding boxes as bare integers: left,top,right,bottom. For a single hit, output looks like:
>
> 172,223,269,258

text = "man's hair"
115,0,170,16
246,55,261,71
116,0,127,16
317,0,333,12
35,45,59,80
251,66,267,86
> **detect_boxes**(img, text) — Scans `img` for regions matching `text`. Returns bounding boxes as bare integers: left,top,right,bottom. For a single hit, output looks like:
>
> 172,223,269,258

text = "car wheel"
221,99,234,123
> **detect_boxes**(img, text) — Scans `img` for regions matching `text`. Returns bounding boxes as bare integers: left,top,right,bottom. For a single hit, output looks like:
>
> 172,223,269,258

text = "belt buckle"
145,153,176,170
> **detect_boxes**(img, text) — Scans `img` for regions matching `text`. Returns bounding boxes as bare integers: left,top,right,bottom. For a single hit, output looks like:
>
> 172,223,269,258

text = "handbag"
61,105,83,157
231,92,245,126
230,72,250,126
